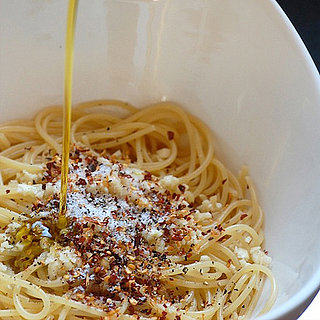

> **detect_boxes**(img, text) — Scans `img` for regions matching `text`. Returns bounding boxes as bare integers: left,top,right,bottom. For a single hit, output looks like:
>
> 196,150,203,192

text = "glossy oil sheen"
0,1,320,319
59,0,78,218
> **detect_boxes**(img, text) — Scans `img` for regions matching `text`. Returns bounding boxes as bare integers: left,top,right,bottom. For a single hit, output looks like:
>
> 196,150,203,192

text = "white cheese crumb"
44,183,59,197
0,237,24,253
43,246,81,280
231,312,245,320
184,191,194,203
200,255,211,273
5,222,21,234
239,259,250,267
235,247,249,260
108,177,126,197
16,170,42,184
159,175,180,190
198,199,214,212
17,184,44,198
250,247,272,266
245,236,252,244
198,196,222,212
216,202,222,209
0,262,13,275
0,241,12,251
0,262,8,273
194,211,212,221
142,228,163,244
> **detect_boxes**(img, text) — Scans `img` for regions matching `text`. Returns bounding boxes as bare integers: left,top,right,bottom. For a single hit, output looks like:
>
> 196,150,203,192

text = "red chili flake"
172,234,184,241
134,235,141,248
222,178,227,184
5,190,10,194
163,228,170,238
218,235,228,242
167,131,174,140
171,228,187,241
216,224,224,232
78,236,86,244
127,305,135,314
75,178,87,186
178,184,185,193
240,213,248,220
144,172,152,181
84,216,100,224
142,308,152,315
46,162,54,170
227,259,232,268
119,172,132,179
264,250,269,255
41,184,46,190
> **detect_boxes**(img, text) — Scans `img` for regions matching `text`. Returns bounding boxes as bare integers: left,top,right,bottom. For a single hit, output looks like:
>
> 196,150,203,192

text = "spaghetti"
0,100,277,319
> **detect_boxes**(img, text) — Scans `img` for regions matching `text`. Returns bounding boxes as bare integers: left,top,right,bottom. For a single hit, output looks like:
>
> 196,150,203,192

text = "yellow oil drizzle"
58,0,79,226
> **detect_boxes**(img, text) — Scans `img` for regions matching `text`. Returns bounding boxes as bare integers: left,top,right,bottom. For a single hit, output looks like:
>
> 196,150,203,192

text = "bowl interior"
1,0,320,319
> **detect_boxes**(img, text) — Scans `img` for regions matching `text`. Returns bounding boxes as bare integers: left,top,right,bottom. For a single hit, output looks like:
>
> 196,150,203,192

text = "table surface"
276,1,319,319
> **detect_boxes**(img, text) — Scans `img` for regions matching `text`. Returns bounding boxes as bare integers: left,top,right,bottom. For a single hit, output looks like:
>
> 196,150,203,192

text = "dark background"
276,0,320,72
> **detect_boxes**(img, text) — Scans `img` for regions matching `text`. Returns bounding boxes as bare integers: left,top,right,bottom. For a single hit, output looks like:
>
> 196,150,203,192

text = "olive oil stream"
13,1,79,267
58,0,79,228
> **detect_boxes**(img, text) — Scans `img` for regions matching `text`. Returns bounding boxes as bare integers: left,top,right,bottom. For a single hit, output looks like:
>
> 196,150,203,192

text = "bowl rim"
258,0,320,319
1,0,320,318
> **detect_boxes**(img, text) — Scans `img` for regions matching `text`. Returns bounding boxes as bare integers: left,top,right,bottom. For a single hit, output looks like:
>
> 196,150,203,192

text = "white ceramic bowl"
1,1,320,319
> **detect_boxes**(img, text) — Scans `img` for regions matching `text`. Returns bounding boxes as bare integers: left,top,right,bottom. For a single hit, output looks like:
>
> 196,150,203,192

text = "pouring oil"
58,0,79,228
